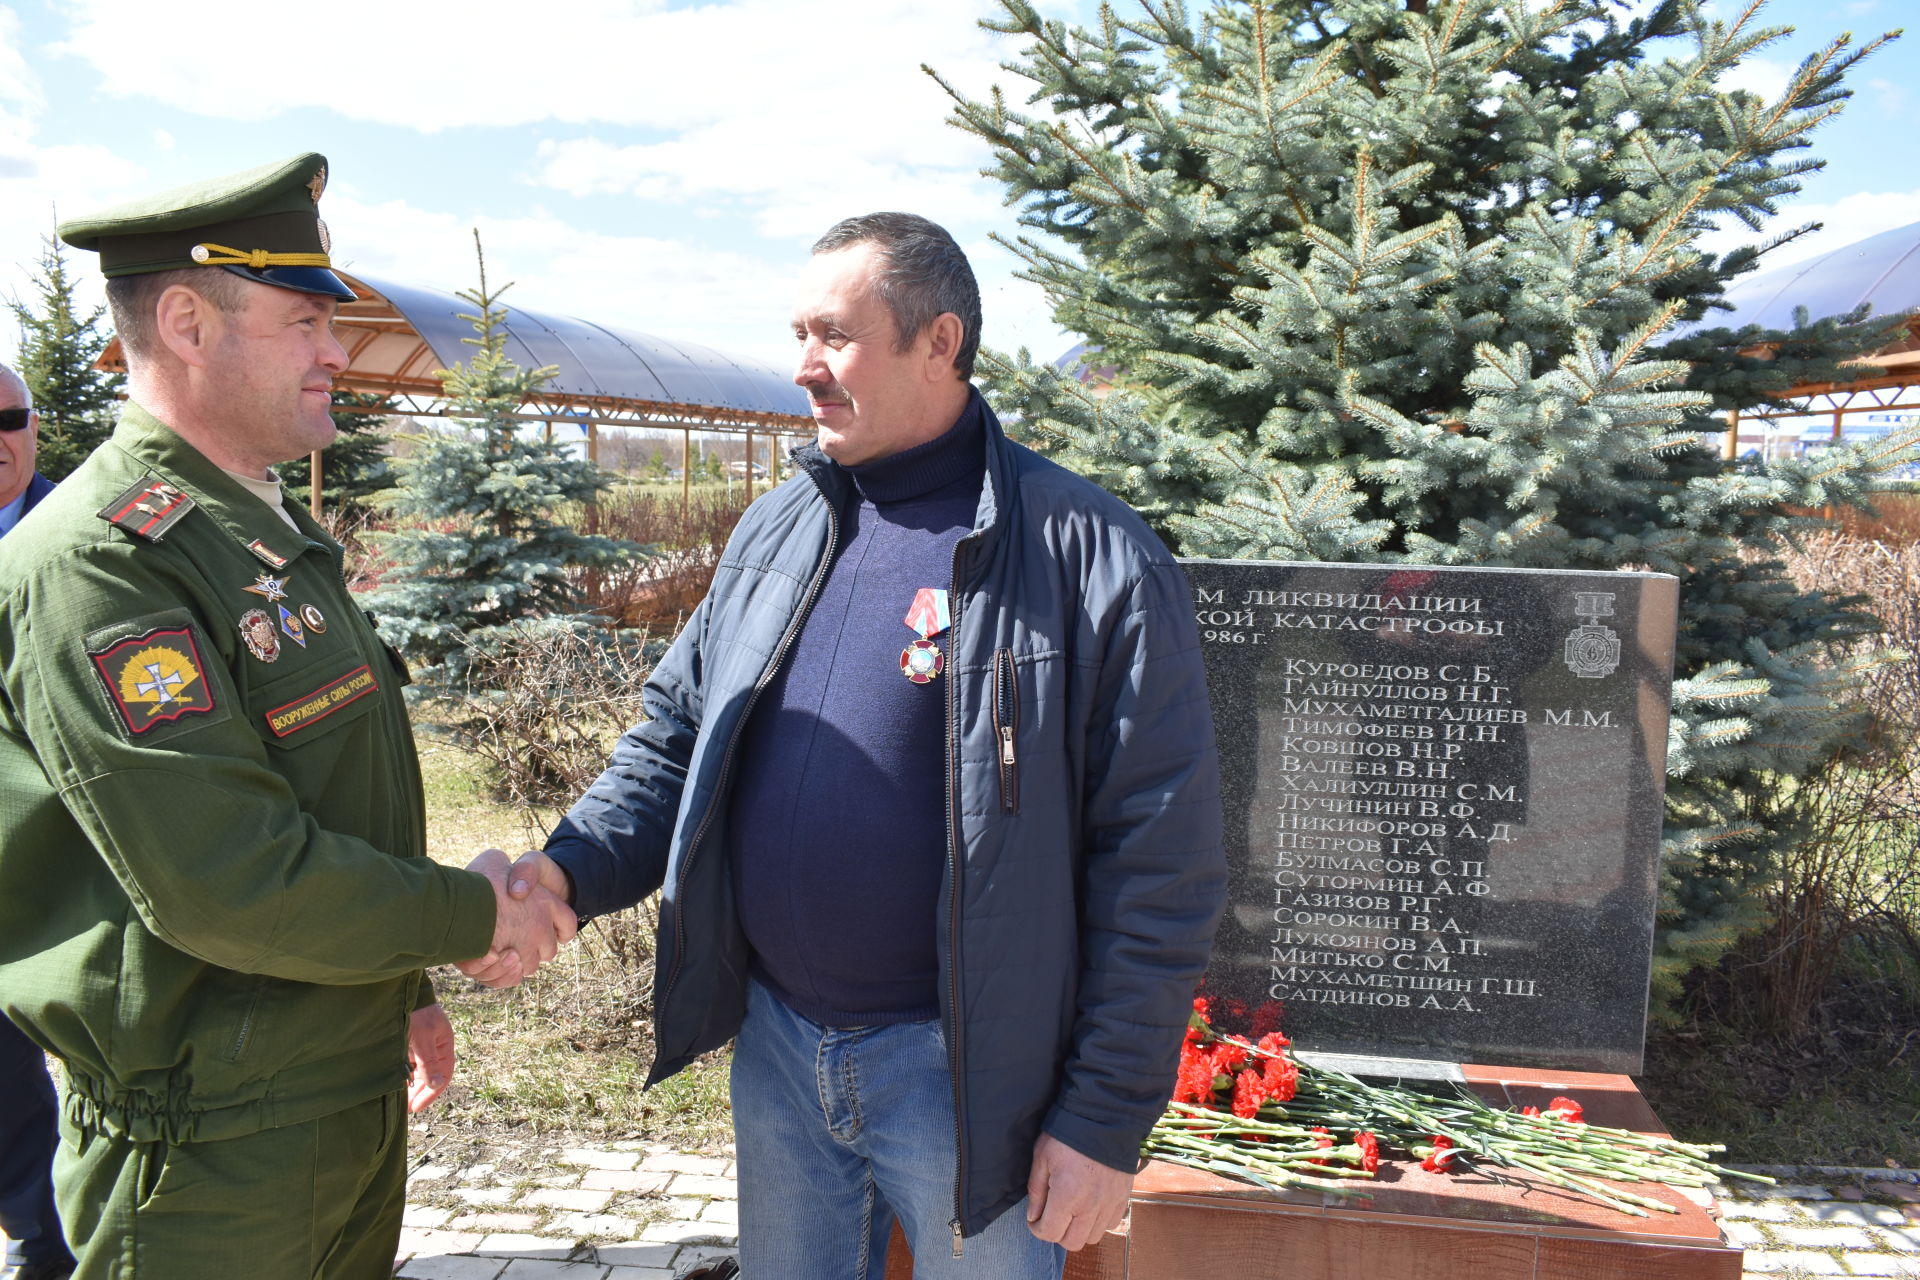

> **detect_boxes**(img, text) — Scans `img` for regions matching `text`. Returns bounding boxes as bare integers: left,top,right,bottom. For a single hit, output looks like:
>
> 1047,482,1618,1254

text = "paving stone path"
389,1145,1920,1279
1716,1168,1920,1278
394,1141,740,1280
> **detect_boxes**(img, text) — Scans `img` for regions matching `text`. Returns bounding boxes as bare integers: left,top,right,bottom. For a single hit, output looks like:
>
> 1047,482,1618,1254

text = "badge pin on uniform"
243,572,290,603
239,608,281,663
900,588,951,684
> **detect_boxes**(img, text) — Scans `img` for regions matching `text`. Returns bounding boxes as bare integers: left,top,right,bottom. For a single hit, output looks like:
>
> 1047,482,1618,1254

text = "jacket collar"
21,471,55,514
109,402,323,568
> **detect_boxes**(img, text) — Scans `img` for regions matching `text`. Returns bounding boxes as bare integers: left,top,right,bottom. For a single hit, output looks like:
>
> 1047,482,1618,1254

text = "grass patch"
1639,943,1920,1167
416,737,732,1151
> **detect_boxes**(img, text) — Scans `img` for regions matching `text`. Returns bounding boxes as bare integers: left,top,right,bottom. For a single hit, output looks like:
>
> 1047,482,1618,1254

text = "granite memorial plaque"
1185,559,1679,1075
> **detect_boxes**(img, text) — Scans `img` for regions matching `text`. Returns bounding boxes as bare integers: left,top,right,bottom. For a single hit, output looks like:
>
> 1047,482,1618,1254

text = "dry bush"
317,505,391,593
1825,489,1920,544
439,621,656,838
1727,531,1920,1036
574,485,748,630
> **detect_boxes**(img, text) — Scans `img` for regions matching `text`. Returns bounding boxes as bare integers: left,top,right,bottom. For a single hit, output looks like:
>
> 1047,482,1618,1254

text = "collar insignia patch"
89,625,218,736
246,539,290,569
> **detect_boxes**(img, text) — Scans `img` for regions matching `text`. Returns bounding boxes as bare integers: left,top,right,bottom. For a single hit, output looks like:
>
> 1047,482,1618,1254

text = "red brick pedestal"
887,1067,1741,1279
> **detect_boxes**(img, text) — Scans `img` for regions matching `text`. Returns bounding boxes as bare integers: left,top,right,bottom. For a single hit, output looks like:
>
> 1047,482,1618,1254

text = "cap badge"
308,166,327,202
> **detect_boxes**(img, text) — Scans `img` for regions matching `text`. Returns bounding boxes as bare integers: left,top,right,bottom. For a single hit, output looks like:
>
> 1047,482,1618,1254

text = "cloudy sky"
0,0,1912,375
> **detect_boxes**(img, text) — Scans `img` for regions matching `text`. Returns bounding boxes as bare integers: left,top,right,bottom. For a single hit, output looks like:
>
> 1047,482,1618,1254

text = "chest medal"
239,608,281,663
900,588,952,685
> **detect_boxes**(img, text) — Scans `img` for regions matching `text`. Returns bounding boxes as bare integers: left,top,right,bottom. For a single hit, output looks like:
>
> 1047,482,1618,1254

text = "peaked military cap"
59,152,355,301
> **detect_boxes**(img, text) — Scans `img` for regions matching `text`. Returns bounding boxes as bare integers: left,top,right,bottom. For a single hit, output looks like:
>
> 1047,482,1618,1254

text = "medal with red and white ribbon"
901,588,951,683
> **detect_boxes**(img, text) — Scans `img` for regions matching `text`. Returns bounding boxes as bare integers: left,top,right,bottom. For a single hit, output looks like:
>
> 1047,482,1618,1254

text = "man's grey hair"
106,267,247,362
811,213,981,381
0,361,29,410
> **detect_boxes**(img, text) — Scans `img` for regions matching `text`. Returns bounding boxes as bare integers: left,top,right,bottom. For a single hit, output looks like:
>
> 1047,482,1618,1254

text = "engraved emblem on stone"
1562,591,1621,679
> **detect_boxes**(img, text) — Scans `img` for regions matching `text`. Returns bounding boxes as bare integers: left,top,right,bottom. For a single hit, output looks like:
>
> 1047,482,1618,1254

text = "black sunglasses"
0,408,32,433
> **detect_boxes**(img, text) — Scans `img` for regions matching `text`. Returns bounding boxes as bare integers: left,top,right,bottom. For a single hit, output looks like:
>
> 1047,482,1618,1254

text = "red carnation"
1308,1125,1335,1165
1422,1136,1457,1173
1549,1096,1585,1124
1211,1040,1250,1073
1354,1131,1380,1173
1519,1105,1540,1118
1260,1050,1299,1104
1172,1043,1214,1105
1231,1069,1266,1119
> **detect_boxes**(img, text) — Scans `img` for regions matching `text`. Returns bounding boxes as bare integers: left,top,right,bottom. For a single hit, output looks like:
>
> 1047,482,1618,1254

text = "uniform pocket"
245,660,382,747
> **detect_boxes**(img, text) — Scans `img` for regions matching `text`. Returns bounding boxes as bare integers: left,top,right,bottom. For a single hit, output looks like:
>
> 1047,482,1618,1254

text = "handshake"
457,848,578,988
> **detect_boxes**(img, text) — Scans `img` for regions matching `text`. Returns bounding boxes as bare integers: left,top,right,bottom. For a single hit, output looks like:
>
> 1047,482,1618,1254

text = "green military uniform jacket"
0,403,496,1145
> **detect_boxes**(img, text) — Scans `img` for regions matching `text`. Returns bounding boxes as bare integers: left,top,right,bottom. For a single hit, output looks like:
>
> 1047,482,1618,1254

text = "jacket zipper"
945,537,977,1256
658,493,842,1015
226,984,260,1061
991,648,1019,814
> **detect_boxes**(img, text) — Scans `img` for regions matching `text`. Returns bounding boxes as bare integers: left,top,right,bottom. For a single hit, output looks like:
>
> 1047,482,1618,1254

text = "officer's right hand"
458,848,578,988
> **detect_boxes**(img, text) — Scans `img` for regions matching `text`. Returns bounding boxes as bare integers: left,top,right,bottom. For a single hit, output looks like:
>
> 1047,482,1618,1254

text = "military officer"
0,153,577,1279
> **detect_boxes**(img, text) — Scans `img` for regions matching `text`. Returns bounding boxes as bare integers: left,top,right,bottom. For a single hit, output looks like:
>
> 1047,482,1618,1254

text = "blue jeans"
1,1016,72,1268
731,980,1065,1280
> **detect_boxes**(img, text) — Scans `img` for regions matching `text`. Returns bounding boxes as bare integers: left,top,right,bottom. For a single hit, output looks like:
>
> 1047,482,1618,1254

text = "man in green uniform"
0,153,577,1279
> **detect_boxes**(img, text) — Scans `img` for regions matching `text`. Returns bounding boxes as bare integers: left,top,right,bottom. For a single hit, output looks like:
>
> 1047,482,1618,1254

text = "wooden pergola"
97,267,814,516
1678,221,1920,462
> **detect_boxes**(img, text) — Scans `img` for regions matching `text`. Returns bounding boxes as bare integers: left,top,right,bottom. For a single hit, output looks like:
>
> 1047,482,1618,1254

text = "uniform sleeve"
7,547,496,984
1042,559,1229,1172
543,597,709,919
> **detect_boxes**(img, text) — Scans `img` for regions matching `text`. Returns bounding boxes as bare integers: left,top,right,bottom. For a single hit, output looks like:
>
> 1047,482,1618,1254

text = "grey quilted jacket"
545,393,1226,1237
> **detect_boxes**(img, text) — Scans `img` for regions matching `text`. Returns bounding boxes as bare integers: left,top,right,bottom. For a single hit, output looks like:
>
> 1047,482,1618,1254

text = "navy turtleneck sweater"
725,397,985,1027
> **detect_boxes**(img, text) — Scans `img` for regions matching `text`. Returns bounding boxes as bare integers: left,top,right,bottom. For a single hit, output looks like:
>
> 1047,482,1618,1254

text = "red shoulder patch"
88,625,219,736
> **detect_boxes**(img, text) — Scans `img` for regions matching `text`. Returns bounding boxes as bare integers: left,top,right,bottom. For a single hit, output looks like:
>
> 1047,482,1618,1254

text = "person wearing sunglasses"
0,368,52,540
0,366,74,1280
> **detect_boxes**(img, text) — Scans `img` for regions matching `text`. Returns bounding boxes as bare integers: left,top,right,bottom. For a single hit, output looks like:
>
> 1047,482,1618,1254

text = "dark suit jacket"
2,472,54,536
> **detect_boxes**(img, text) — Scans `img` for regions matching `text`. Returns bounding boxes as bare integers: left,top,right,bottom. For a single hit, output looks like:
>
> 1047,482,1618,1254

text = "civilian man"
504,213,1226,1278
0,363,74,1280
0,153,575,1279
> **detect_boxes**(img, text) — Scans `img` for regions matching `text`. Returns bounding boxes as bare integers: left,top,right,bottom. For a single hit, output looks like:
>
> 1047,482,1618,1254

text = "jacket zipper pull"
951,1219,965,1258
999,725,1015,767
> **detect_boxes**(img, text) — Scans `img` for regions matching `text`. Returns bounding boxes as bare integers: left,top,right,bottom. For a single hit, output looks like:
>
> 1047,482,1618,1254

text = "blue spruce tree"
935,0,1919,1005
9,230,122,480
363,235,642,692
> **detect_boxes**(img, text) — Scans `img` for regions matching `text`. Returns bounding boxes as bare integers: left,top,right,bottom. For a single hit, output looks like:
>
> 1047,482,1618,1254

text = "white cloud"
323,193,1066,372
53,0,1015,134
1695,189,1920,275
0,7,149,357
322,192,799,368
1718,55,1792,103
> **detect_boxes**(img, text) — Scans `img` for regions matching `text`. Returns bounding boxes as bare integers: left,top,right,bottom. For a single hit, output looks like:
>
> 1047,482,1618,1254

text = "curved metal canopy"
98,268,812,433
1673,220,1920,339
330,270,809,430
